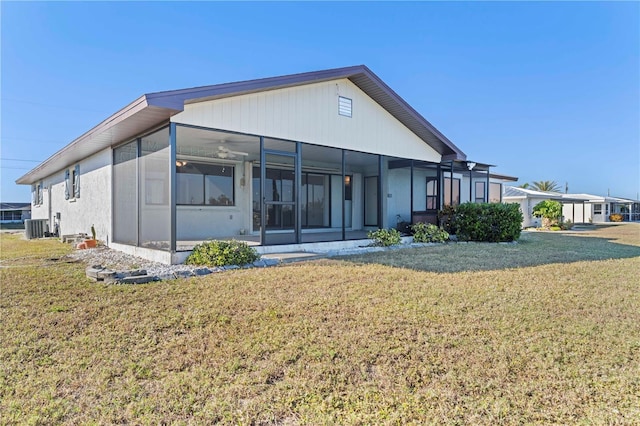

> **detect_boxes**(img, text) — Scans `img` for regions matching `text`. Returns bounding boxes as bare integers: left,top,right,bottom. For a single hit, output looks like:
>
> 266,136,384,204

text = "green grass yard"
1,224,639,424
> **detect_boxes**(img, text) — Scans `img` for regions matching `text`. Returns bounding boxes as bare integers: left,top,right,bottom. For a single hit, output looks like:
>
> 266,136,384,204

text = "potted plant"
84,224,97,248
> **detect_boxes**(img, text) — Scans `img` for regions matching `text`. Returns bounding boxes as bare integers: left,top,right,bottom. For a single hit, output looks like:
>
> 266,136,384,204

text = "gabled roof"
0,202,31,211
503,186,564,199
503,187,640,203
17,65,467,185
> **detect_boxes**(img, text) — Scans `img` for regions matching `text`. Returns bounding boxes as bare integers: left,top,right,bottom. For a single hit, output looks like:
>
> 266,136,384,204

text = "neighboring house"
503,186,640,226
560,194,640,223
17,65,515,264
503,187,564,228
0,202,31,224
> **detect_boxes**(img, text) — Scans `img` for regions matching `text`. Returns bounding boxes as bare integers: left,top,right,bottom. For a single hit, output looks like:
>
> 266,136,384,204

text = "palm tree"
531,180,561,192
518,183,530,189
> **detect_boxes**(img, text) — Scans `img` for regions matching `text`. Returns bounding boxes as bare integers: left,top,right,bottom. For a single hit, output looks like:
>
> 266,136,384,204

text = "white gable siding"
172,79,441,163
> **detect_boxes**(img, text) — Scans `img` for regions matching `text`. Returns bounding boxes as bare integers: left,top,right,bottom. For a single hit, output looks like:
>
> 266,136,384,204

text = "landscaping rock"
125,269,147,277
97,269,117,281
85,266,104,279
120,275,156,284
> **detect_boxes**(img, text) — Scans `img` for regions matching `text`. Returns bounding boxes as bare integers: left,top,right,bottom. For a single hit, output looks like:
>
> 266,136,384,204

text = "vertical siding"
172,79,441,163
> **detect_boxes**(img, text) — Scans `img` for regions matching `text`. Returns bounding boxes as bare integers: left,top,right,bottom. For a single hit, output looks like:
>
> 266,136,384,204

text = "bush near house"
455,202,523,242
186,240,260,267
437,205,458,234
367,228,402,246
532,199,562,228
411,222,449,243
609,213,624,222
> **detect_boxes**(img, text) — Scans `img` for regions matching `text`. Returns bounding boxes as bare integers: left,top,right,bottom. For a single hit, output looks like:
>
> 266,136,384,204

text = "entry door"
263,152,298,245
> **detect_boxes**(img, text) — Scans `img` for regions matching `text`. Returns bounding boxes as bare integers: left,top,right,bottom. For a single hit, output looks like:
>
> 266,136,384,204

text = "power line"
0,158,42,162
2,136,65,144
1,97,110,114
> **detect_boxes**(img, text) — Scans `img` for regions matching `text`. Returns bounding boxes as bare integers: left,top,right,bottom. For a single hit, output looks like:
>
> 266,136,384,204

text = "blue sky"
2,1,639,201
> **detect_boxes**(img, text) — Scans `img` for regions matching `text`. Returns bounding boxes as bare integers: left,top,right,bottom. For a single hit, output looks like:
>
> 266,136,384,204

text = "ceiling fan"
216,145,249,159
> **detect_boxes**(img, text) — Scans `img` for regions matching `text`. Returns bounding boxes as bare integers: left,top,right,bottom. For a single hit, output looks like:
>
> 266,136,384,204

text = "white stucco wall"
503,196,549,228
172,79,442,163
31,148,112,242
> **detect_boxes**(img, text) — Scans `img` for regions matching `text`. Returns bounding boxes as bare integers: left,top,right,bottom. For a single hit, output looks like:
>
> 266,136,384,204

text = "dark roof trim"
17,65,467,184
489,173,519,182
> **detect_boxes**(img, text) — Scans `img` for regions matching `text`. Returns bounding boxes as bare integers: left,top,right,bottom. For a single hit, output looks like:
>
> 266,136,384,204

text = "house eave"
17,65,469,185
16,96,180,185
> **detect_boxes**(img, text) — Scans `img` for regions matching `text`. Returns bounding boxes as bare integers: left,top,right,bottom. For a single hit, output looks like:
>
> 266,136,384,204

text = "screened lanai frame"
112,122,488,253
112,123,380,252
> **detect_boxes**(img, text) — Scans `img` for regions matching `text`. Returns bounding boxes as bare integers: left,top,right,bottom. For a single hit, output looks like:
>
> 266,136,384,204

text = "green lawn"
1,225,639,425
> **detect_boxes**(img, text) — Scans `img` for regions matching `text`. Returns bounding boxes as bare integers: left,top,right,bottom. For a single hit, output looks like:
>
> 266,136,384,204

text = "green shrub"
411,222,449,243
438,205,458,234
532,199,562,228
455,203,523,242
186,240,260,267
609,213,624,222
559,219,573,230
550,226,562,231
367,228,402,246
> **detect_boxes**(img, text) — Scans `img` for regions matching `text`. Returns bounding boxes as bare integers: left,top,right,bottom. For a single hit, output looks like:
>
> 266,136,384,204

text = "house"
502,187,564,228
560,194,640,223
503,186,640,226
0,202,31,225
17,65,516,264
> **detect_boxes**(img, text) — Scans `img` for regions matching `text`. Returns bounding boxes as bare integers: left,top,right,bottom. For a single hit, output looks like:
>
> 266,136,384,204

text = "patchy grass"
343,224,640,273
1,225,639,424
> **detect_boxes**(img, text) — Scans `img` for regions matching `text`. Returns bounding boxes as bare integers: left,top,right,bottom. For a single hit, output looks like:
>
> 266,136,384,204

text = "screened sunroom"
111,123,506,263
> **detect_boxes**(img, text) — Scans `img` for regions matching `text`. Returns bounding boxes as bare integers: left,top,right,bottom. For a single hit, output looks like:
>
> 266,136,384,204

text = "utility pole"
565,182,568,194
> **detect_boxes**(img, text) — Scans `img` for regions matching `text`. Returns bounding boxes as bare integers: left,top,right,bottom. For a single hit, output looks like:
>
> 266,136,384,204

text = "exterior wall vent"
338,96,352,117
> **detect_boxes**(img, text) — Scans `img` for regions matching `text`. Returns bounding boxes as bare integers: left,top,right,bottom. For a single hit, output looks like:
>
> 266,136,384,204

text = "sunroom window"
177,162,234,206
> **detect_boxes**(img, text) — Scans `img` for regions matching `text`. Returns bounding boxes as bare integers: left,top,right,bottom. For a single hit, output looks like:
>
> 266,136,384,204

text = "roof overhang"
16,96,181,184
17,65,467,185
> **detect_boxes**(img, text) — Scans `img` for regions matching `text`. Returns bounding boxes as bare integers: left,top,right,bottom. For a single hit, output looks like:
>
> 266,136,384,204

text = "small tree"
532,200,562,228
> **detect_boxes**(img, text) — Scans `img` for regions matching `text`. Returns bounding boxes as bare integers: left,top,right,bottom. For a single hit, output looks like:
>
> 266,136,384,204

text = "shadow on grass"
338,230,640,273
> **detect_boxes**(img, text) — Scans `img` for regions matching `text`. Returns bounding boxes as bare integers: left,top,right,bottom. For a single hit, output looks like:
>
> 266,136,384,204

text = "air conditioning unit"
24,219,49,239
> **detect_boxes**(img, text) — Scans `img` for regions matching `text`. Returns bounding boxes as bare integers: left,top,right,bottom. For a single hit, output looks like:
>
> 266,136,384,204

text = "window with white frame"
594,204,602,215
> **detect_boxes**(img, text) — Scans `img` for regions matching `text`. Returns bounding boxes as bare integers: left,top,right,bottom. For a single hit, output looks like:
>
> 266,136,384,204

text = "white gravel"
66,246,220,280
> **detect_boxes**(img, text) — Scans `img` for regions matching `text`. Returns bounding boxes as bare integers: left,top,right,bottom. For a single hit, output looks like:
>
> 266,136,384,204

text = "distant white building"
0,202,31,224
503,187,640,227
